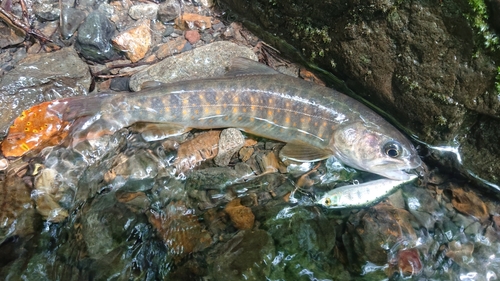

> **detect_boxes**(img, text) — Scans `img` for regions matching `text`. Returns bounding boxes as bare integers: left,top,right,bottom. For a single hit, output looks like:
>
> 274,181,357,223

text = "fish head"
1,101,69,157
331,121,421,180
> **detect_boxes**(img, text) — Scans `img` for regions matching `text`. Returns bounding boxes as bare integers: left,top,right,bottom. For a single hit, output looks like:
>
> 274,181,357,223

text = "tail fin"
55,93,113,121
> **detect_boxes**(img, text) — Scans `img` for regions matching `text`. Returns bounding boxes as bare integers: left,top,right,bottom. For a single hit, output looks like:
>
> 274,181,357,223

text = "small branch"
0,6,54,44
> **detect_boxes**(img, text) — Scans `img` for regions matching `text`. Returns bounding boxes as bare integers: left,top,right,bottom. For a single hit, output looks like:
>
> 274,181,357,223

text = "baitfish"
1,58,421,180
316,174,418,209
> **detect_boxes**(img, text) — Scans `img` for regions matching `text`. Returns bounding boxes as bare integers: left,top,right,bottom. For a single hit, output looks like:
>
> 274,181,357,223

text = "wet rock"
148,201,212,257
112,20,152,63
0,48,91,137
0,173,37,243
255,151,286,174
128,3,159,20
403,184,443,230
175,130,220,172
238,146,254,162
208,229,274,281
488,0,500,32
60,7,86,39
214,128,244,167
345,205,417,267
224,198,255,230
185,30,201,44
75,11,117,62
394,248,423,277
219,0,500,187
129,41,257,91
158,0,181,23
156,37,188,59
445,241,474,268
109,77,130,91
0,158,8,170
33,168,69,222
448,185,489,222
261,205,338,279
175,13,212,30
109,149,160,181
185,167,251,191
0,22,25,48
33,0,60,21
81,192,145,259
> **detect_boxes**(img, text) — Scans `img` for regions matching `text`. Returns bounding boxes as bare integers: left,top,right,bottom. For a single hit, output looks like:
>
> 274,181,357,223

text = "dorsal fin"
225,57,280,77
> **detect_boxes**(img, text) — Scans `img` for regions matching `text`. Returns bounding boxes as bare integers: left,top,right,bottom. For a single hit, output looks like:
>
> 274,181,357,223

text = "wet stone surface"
0,0,500,280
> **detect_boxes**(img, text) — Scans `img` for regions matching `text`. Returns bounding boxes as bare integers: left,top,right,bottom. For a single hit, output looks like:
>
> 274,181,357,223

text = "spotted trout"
1,58,421,179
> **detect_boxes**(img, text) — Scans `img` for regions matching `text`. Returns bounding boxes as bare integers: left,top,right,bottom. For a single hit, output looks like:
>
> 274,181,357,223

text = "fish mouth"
375,169,416,181
368,156,422,180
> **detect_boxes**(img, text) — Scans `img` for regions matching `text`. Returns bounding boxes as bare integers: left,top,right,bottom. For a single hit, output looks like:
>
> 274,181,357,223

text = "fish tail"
57,93,113,121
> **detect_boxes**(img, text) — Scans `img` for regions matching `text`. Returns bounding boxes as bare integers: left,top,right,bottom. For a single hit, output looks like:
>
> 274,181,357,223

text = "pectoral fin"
130,122,190,141
279,143,332,163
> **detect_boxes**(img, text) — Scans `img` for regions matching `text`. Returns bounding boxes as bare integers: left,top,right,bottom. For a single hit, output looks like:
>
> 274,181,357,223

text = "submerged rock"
0,48,91,138
224,198,255,230
148,201,212,257
208,229,274,281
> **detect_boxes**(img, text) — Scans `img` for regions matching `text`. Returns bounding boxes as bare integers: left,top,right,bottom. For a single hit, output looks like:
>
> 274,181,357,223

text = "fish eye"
325,198,331,205
383,141,402,158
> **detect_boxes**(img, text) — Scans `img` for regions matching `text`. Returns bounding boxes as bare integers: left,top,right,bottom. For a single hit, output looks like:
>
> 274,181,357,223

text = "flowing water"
1,125,499,281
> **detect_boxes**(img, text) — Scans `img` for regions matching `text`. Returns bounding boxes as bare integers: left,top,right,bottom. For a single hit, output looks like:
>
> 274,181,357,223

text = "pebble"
156,37,187,59
185,30,201,44
214,128,244,167
224,198,255,230
158,0,181,23
0,158,8,170
128,3,159,20
112,20,152,63
239,147,254,162
60,7,86,39
148,201,212,257
175,13,212,30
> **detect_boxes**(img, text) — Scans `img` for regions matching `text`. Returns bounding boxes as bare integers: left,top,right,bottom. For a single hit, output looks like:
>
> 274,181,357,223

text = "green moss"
496,66,500,95
465,0,499,50
435,115,448,126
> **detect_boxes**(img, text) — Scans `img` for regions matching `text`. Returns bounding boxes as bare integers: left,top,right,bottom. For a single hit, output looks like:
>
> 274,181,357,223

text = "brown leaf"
449,185,489,222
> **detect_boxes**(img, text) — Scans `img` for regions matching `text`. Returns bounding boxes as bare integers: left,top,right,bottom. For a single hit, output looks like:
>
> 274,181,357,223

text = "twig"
0,6,54,44
19,0,29,23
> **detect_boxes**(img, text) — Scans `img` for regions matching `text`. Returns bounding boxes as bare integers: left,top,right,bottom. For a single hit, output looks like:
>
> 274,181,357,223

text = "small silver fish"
316,174,418,209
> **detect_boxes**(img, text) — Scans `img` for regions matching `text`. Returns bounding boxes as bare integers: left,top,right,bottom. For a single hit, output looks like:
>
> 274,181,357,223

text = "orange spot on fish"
1,101,70,157
215,109,221,115
267,110,273,116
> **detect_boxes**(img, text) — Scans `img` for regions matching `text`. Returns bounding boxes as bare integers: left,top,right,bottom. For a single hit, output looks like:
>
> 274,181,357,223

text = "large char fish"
1,58,421,180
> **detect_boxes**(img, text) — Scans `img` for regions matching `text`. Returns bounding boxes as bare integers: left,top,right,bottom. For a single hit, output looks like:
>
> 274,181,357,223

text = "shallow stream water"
1,126,499,281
